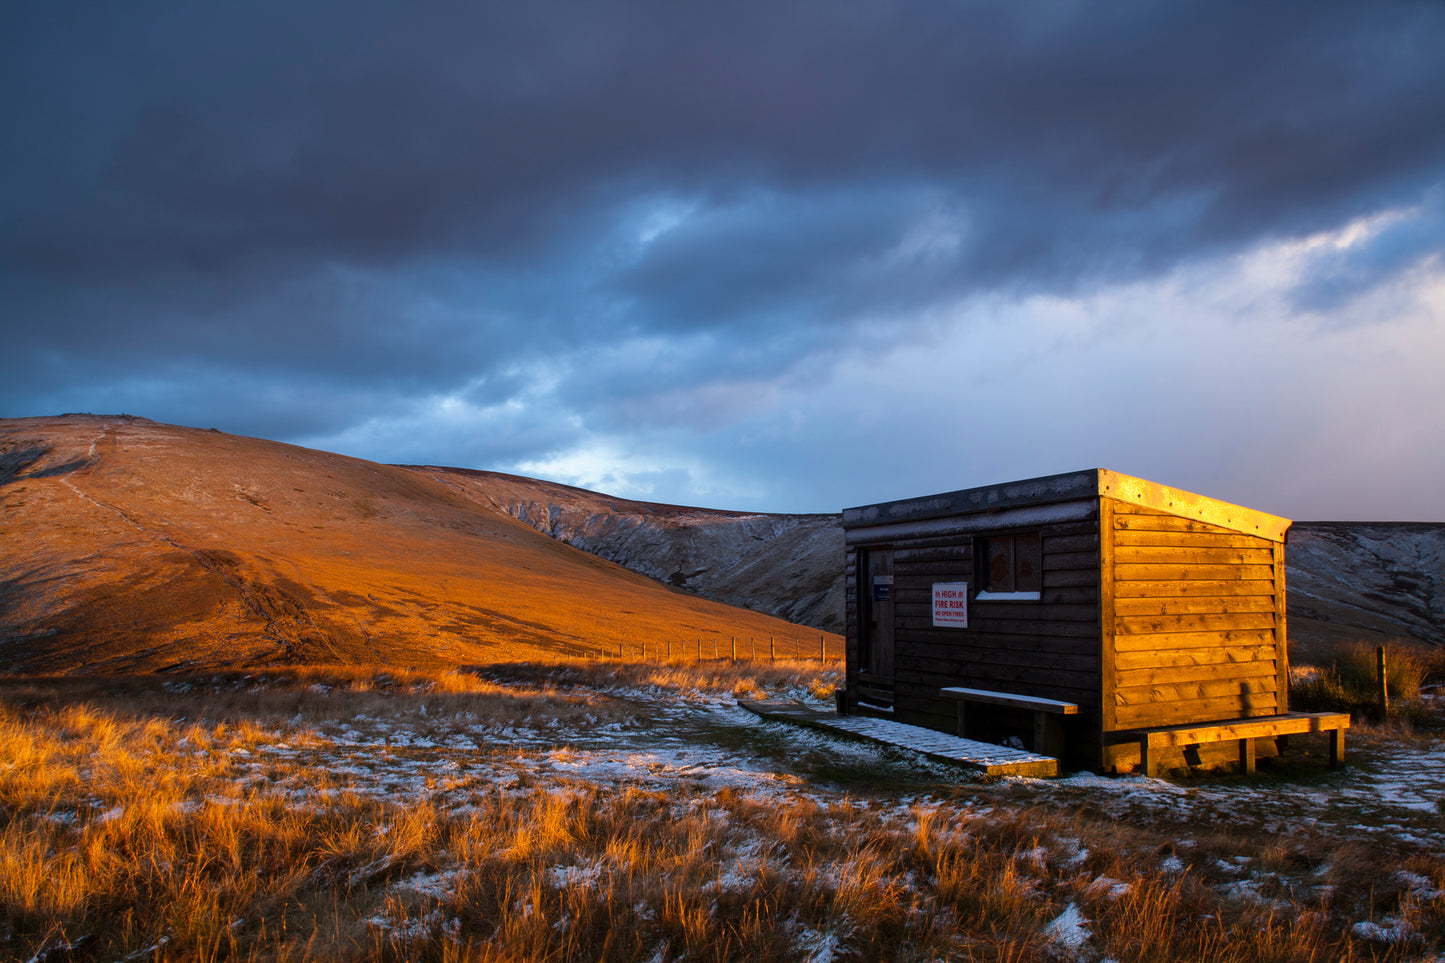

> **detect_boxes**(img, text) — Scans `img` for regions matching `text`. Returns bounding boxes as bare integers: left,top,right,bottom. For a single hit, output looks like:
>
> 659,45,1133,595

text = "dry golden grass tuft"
3,664,1442,961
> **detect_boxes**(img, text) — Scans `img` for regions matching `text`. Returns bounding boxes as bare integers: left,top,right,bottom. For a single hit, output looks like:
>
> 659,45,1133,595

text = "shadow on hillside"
0,563,77,659
0,445,92,485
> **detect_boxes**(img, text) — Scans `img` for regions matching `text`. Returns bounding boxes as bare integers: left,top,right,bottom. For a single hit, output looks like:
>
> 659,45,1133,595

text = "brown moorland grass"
0,415,842,675
3,660,1441,961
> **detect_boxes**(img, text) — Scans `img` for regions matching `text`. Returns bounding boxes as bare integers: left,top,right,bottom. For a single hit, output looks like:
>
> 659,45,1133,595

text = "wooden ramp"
738,700,1061,777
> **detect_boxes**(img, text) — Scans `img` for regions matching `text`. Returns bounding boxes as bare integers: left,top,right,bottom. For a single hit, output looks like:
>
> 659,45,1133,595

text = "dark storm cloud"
1289,190,1445,316
3,0,1443,498
8,1,1442,278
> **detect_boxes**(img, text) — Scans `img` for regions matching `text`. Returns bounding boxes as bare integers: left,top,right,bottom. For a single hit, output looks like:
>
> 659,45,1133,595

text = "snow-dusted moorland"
4,662,1444,961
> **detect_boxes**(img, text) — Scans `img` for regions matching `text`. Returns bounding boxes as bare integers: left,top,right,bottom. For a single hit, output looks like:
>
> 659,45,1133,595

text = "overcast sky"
4,2,1443,519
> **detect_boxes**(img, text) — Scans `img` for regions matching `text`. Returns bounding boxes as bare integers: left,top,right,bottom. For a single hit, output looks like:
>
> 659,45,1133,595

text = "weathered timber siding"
887,516,1103,757
844,547,861,698
1106,500,1285,730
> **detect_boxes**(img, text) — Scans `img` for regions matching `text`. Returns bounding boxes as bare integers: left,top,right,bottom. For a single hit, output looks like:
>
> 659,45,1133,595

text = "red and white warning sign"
932,582,969,628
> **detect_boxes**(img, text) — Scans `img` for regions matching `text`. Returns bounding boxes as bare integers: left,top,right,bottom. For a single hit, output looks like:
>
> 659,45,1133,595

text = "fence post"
770,636,775,662
820,635,825,661
1378,645,1390,718
732,636,736,661
697,638,702,660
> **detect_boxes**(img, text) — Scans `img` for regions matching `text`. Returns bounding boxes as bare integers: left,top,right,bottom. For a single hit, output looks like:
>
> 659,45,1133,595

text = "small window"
976,532,1041,600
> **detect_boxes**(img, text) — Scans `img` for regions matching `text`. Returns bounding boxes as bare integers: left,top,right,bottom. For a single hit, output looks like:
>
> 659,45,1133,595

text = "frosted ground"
146,667,1445,958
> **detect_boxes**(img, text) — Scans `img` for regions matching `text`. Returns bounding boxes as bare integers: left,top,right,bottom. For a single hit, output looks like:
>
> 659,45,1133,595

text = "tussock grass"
477,656,841,703
1292,640,1431,721
2,666,1440,961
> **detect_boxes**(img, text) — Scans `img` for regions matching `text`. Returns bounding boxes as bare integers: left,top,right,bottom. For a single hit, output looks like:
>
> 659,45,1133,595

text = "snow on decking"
739,700,1060,777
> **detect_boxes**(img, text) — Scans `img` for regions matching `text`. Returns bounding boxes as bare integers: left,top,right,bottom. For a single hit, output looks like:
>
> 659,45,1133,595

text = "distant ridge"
1287,521,1445,650
0,415,834,674
410,466,844,633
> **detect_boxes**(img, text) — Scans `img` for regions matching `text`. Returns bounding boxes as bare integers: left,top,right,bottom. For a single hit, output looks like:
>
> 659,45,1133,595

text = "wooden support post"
1329,728,1345,768
819,635,825,661
955,702,968,739
770,637,775,662
1139,739,1156,778
731,636,736,661
1033,713,1066,759
1377,645,1389,718
1238,738,1256,775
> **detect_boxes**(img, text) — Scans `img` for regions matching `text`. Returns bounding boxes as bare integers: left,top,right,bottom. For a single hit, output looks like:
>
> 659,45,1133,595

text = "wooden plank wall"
1106,500,1285,732
886,513,1103,753
844,546,860,698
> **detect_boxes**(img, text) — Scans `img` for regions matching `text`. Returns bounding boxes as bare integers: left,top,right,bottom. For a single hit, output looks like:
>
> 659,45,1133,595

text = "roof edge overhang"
1097,470,1290,542
843,469,1290,542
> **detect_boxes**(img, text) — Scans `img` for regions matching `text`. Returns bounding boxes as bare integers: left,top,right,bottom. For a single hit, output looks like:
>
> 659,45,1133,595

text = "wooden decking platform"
738,700,1062,777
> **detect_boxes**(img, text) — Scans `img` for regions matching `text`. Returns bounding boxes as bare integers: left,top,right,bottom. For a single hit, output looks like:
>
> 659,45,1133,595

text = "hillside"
1287,521,1445,651
411,466,845,633
0,415,831,674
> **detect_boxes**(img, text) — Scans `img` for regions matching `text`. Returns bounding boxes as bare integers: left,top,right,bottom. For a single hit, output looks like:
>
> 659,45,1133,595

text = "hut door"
861,548,896,677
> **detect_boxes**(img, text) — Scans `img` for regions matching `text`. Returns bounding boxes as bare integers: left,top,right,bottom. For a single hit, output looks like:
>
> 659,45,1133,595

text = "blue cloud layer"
3,1,1443,517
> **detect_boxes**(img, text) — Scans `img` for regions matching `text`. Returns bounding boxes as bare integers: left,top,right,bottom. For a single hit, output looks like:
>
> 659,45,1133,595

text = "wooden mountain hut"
841,469,1348,774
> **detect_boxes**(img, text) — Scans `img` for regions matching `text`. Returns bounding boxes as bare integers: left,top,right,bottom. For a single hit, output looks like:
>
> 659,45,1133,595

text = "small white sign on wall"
932,582,969,628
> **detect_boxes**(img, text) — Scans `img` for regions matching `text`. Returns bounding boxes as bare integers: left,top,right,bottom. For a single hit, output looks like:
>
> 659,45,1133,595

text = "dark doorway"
860,547,895,678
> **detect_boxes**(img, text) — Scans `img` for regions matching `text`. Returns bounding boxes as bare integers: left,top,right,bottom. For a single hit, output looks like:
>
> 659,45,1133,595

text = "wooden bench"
940,686,1080,758
1114,712,1350,777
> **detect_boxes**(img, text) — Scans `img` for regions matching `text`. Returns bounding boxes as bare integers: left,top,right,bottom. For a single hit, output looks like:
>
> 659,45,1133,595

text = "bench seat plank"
1129,712,1349,748
1113,711,1350,777
940,686,1081,758
939,687,1080,714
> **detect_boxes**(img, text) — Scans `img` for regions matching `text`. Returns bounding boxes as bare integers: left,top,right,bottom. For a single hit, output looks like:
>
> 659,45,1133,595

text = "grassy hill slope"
412,465,845,632
0,415,832,673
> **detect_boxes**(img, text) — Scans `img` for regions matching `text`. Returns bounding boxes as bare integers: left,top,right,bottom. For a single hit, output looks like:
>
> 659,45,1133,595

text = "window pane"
1015,532,1042,592
987,537,1015,593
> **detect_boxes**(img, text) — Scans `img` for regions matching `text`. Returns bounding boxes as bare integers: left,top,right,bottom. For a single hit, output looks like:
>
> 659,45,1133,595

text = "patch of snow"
793,926,844,963
1396,870,1443,899
1085,876,1131,901
1215,876,1289,910
1043,902,1091,957
1017,846,1049,871
546,860,607,891
393,867,453,896
1352,917,1420,944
